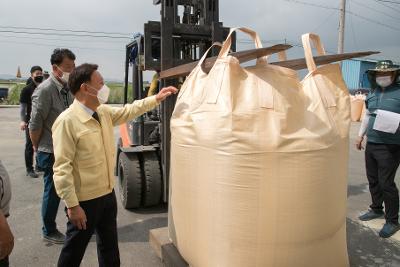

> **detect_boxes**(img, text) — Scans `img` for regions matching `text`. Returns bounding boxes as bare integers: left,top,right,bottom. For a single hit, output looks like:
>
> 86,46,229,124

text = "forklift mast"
155,0,233,201
119,0,234,208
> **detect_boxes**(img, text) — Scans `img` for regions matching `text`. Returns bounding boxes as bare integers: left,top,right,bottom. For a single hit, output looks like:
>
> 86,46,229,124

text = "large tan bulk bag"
350,92,366,121
169,29,350,267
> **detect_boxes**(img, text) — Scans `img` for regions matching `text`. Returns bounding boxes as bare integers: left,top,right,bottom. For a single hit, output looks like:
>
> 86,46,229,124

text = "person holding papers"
356,60,400,238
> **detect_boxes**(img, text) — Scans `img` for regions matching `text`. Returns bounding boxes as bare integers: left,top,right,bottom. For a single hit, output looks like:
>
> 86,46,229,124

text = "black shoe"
35,166,44,173
43,230,65,244
379,222,400,238
358,210,384,221
27,170,39,178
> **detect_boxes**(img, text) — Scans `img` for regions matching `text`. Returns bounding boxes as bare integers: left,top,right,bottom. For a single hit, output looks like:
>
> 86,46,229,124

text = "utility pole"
338,0,346,54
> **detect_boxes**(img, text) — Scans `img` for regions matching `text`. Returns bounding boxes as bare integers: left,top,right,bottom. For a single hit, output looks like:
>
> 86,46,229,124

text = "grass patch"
107,83,133,104
0,81,134,105
0,83,25,105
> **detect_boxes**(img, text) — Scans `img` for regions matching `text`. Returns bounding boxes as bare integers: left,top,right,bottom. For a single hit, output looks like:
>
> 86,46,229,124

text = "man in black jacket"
19,66,44,178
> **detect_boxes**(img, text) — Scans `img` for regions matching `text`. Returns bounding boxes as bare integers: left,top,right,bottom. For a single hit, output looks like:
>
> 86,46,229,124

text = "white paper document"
373,109,400,134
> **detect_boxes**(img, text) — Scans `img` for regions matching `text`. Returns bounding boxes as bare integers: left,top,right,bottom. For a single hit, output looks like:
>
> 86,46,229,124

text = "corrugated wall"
341,60,361,90
359,61,376,89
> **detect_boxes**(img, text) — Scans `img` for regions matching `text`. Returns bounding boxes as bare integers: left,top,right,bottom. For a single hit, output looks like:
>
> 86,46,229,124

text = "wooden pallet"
162,244,189,267
149,227,171,259
271,51,380,70
149,227,189,267
159,49,379,79
159,44,292,79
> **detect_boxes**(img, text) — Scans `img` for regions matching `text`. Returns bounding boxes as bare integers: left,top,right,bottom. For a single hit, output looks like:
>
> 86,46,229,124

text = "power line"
348,1,359,50
278,41,400,64
0,33,127,44
282,0,340,11
372,0,400,12
237,39,287,44
375,0,400,4
311,9,338,33
239,38,399,63
238,39,338,54
352,0,400,21
288,42,337,54
0,30,132,39
348,11,400,31
283,0,400,32
0,39,125,52
0,25,131,36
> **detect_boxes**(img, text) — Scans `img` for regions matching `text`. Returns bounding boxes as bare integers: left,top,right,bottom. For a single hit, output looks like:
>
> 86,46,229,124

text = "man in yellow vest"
52,63,177,266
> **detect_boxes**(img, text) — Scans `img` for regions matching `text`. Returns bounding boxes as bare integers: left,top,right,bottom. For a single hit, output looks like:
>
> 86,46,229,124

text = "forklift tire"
142,152,162,207
117,138,123,157
115,138,123,176
118,152,142,209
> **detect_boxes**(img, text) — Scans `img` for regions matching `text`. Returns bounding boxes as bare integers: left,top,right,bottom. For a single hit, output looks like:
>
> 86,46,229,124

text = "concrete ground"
1,107,166,267
1,106,399,267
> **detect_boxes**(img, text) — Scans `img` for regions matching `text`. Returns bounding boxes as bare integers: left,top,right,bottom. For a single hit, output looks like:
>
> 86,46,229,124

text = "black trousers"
58,191,120,267
24,127,34,172
365,142,400,224
0,257,9,267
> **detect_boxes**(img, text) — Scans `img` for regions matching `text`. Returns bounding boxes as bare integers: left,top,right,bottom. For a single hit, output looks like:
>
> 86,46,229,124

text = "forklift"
116,0,234,209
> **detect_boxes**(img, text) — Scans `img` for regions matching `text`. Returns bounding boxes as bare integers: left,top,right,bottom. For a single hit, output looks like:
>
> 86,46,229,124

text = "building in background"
16,66,22,78
0,82,13,101
341,59,377,93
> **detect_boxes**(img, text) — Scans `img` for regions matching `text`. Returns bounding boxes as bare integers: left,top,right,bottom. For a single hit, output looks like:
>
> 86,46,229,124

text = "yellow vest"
52,96,158,208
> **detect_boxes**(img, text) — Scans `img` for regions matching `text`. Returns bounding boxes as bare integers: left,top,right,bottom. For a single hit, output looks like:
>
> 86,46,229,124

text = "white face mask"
56,65,70,83
97,85,110,104
61,72,70,83
376,75,393,88
87,84,110,104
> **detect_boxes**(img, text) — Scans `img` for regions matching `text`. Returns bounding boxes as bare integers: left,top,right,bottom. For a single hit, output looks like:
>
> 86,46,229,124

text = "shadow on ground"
88,204,168,244
348,183,369,197
347,218,400,267
117,217,168,243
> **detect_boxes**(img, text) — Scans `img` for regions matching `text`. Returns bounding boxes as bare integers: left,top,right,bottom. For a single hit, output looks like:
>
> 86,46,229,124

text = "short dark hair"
68,63,99,95
50,48,76,65
30,65,42,74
